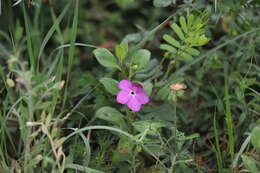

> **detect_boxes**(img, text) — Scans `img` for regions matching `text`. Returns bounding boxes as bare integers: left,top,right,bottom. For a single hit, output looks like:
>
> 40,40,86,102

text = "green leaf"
157,86,170,100
132,121,166,136
115,46,125,59
99,78,119,95
53,137,66,150
142,81,153,96
93,48,120,69
171,23,185,40
160,44,177,54
65,163,105,173
179,16,188,33
131,49,151,69
187,14,195,28
176,90,185,97
251,126,260,149
168,91,176,101
241,155,259,173
163,34,181,48
196,35,210,46
95,107,125,126
120,41,128,53
179,133,200,140
115,41,128,59
153,0,171,7
179,51,194,62
185,47,200,56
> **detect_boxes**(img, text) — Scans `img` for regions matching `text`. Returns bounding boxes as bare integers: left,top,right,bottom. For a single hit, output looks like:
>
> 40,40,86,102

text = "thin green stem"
162,63,174,81
24,81,34,173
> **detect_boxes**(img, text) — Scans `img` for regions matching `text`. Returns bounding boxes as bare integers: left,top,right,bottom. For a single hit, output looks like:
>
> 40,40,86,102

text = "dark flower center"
130,91,136,96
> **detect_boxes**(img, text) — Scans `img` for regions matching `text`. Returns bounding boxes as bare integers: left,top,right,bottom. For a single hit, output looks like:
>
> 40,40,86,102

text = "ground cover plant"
0,0,259,172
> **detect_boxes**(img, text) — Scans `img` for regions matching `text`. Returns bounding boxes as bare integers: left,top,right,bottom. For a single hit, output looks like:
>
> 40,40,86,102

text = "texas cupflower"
116,80,149,112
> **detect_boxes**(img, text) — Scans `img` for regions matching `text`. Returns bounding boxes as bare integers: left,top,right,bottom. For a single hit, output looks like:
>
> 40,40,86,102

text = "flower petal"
116,90,131,104
132,83,143,93
127,97,141,112
136,92,149,104
119,80,132,91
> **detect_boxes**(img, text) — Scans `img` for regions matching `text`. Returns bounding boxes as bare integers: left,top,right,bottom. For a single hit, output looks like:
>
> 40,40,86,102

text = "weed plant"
0,0,259,173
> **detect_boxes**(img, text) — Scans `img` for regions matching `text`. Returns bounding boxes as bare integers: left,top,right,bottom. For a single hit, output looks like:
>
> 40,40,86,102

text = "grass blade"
23,2,35,73
224,62,234,157
62,0,79,108
232,135,251,168
65,163,105,173
37,2,71,72
49,6,66,115
213,114,223,173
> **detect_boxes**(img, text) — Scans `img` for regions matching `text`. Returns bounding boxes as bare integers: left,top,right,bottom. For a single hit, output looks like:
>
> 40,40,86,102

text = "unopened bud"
50,76,56,82
170,83,187,91
59,80,65,89
26,122,41,127
35,155,43,161
53,80,65,90
7,78,15,87
132,64,138,70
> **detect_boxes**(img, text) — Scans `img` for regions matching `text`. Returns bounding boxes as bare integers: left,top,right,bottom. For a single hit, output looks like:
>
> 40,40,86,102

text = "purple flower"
116,80,149,112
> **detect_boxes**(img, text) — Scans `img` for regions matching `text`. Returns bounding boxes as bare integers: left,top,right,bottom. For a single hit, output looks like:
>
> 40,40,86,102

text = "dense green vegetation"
0,0,259,172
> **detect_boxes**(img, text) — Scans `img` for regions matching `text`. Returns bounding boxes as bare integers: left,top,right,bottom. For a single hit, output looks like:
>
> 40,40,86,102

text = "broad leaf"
142,81,153,96
131,49,151,69
115,41,128,59
93,48,120,69
241,155,259,173
95,107,125,127
99,78,119,95
157,86,170,100
132,121,166,136
251,126,260,149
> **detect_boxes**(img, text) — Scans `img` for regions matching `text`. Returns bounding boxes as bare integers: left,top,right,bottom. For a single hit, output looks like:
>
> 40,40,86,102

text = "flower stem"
128,66,133,80
175,104,177,136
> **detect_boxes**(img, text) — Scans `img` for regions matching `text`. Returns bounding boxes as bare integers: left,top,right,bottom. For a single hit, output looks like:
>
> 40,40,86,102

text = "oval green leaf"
185,47,200,56
251,126,260,149
160,44,177,54
93,48,121,69
179,16,188,33
95,106,125,125
131,49,151,69
171,23,185,40
163,34,181,48
99,78,119,95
